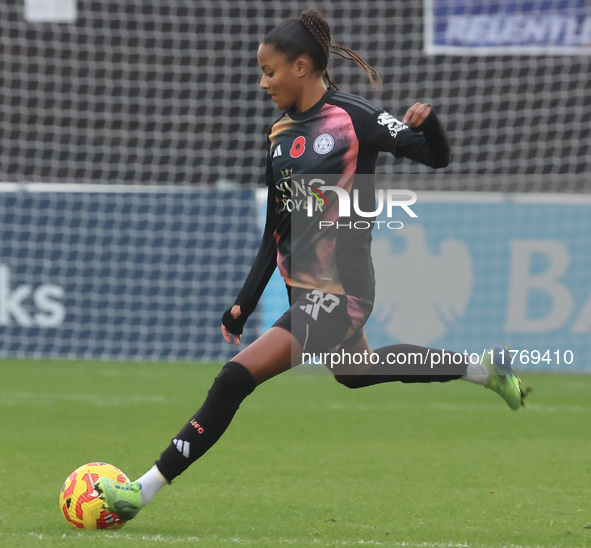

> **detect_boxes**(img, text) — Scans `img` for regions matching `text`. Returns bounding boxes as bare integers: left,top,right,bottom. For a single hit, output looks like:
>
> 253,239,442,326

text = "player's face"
257,43,305,111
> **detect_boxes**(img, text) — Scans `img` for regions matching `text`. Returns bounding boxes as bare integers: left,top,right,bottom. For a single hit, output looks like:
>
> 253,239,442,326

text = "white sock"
462,355,490,386
136,465,168,506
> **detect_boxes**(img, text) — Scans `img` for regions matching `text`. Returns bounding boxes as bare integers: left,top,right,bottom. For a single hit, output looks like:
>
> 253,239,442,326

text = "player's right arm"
221,157,279,344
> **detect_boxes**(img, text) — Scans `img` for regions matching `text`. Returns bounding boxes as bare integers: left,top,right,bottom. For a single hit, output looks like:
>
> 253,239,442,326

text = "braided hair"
262,9,381,91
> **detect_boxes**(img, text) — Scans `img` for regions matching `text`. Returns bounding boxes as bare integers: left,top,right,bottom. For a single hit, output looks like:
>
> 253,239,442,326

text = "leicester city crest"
313,133,335,155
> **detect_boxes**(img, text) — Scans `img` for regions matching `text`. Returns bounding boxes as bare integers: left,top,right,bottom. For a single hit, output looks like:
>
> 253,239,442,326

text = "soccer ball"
59,462,130,530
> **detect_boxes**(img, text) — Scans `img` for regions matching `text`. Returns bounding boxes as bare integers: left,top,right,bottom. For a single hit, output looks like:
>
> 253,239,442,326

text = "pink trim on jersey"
346,295,370,331
318,103,359,175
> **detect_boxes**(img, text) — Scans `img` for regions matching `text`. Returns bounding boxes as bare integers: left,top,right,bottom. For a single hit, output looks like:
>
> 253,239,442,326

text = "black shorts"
272,286,373,355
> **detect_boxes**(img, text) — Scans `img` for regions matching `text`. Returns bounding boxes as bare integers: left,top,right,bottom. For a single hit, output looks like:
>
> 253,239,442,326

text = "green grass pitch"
0,359,590,547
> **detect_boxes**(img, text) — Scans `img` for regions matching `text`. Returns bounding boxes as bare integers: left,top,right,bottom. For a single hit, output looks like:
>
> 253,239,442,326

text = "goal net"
1,1,589,366
2,1,588,188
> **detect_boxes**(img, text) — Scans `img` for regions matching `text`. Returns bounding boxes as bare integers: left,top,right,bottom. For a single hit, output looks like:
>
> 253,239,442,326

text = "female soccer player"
97,9,528,519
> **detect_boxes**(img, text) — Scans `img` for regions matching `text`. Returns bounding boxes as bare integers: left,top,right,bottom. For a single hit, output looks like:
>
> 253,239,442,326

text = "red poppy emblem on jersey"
290,136,306,158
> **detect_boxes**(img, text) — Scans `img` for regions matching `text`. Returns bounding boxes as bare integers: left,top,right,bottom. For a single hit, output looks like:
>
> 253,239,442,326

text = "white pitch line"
1,392,589,414
0,531,559,548
0,392,172,407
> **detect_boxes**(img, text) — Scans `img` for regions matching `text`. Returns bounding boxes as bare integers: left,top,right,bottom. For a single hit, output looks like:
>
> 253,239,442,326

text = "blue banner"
0,188,260,361
426,0,591,54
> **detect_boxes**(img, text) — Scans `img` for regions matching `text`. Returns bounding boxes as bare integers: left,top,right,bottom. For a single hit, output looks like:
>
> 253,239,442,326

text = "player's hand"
402,102,431,128
221,304,242,345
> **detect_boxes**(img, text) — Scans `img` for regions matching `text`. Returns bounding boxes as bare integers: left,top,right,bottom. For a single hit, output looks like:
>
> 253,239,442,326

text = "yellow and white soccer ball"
59,462,130,530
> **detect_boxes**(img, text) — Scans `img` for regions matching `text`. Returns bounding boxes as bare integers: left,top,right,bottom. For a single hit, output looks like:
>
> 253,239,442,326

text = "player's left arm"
364,101,451,169
398,102,451,168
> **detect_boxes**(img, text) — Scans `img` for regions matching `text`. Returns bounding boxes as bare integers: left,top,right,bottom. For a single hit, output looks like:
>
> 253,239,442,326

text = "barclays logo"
372,225,473,345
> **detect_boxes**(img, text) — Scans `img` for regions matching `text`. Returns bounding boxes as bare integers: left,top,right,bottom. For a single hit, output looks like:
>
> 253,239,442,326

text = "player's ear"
293,56,310,78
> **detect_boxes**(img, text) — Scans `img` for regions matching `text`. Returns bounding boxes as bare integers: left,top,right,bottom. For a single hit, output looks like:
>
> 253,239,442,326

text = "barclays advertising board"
261,191,591,373
4,185,588,371
425,0,591,54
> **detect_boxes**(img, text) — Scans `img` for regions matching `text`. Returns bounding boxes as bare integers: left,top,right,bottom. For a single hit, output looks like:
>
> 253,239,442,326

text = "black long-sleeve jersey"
234,88,450,320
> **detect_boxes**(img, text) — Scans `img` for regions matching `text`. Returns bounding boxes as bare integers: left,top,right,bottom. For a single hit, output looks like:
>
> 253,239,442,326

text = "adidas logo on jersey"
272,144,282,158
173,438,190,458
